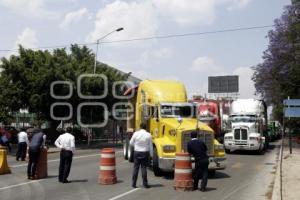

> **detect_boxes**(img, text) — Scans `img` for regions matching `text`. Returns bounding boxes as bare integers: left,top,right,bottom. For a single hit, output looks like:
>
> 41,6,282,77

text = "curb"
271,140,283,200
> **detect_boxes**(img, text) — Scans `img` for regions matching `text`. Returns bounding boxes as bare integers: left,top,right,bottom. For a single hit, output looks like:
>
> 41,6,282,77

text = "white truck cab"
224,99,268,154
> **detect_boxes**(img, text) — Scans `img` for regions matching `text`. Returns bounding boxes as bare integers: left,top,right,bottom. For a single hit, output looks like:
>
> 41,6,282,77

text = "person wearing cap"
27,128,46,179
16,128,29,161
54,127,75,183
187,131,209,192
130,122,153,188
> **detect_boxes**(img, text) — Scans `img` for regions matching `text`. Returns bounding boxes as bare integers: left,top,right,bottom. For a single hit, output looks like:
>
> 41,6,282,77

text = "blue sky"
0,0,291,98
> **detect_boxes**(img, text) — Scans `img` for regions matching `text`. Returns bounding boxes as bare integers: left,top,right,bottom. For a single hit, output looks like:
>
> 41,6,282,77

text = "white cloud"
140,48,173,67
5,27,38,58
190,56,223,75
220,0,252,11
232,66,256,98
86,1,158,43
153,0,216,26
60,8,89,29
15,28,38,49
0,0,56,18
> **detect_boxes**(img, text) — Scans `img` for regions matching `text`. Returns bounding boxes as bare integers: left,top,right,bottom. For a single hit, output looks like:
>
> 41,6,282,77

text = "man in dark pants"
55,127,75,183
187,131,209,192
27,129,46,179
16,128,29,161
130,122,153,188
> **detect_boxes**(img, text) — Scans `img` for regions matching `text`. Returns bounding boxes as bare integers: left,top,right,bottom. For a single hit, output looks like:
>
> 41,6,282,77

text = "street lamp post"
93,27,124,74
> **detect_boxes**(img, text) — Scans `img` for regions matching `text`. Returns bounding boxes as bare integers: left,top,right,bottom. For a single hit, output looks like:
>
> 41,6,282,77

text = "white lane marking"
0,180,42,191
107,188,140,200
10,150,123,168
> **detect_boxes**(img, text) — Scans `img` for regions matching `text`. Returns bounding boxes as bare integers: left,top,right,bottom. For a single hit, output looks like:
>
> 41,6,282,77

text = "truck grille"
234,128,248,141
182,131,214,156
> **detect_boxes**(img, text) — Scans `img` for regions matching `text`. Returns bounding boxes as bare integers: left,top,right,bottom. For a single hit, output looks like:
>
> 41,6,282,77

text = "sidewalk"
272,136,300,200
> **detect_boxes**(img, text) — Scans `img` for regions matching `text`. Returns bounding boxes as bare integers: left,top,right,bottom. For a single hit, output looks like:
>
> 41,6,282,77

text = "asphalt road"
0,142,280,200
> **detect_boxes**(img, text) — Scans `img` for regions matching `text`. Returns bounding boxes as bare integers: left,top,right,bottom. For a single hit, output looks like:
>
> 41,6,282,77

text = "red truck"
191,97,232,142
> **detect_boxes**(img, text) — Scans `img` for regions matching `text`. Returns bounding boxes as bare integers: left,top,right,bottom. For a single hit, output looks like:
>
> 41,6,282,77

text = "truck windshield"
160,104,193,118
230,115,256,123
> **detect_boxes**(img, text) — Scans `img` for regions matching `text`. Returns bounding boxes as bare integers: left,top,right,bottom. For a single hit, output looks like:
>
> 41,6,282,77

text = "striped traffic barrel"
98,148,117,185
174,152,193,191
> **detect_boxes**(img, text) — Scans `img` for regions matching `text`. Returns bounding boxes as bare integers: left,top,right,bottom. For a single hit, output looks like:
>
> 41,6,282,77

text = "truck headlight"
169,129,176,136
163,145,176,153
225,136,233,140
214,144,224,150
250,137,260,141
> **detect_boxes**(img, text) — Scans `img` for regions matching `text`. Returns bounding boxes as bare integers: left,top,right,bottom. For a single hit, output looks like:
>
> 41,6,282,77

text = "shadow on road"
149,183,164,188
209,171,230,179
204,187,217,192
70,179,88,183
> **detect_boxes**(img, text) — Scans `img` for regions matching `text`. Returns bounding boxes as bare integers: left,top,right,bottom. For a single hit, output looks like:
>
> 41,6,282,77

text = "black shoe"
63,180,70,184
132,185,137,188
143,185,150,189
200,188,206,192
59,179,63,183
28,176,33,180
193,187,198,191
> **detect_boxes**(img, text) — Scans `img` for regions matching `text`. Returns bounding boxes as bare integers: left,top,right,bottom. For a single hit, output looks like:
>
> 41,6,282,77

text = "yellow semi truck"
123,80,226,176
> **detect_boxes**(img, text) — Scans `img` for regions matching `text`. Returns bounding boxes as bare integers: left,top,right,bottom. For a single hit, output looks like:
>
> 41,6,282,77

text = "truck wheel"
153,147,163,176
123,142,128,160
128,146,134,163
225,148,230,154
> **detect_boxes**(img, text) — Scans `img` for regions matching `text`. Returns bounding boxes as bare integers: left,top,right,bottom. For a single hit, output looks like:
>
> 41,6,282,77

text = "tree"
0,44,129,129
252,3,300,123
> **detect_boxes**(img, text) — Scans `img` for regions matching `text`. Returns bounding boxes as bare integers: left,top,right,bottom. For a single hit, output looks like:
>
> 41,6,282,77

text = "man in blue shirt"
27,129,46,179
187,131,209,192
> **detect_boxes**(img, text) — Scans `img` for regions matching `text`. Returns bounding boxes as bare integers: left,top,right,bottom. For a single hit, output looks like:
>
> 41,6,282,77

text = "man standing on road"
187,131,209,192
16,128,29,161
55,127,75,184
27,128,46,179
130,122,153,188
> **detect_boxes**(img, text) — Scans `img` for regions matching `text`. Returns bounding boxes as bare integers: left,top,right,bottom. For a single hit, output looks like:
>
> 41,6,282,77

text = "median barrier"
98,148,117,185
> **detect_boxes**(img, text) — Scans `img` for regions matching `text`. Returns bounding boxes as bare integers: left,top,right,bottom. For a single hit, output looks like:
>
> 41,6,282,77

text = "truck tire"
153,147,163,176
225,148,230,154
123,141,128,160
128,146,134,163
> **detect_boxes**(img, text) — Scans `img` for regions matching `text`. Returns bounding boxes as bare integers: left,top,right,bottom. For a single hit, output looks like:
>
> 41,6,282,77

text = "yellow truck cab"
123,80,226,176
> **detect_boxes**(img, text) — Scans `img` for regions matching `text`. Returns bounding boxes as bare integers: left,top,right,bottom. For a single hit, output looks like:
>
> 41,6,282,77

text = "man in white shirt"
16,128,29,161
54,127,75,183
130,122,153,188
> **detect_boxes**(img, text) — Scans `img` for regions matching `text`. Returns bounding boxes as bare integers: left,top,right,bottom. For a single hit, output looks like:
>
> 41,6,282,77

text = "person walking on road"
54,127,75,184
27,128,46,179
187,131,209,192
16,128,29,161
130,122,153,188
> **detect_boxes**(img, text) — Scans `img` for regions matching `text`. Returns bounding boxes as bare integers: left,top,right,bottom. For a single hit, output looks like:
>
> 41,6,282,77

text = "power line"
0,24,275,52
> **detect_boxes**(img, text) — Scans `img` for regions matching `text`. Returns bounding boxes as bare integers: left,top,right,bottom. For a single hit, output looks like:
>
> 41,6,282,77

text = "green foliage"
252,4,300,126
0,44,129,126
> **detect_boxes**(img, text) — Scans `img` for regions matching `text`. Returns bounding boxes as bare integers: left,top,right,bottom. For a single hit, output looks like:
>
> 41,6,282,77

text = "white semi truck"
224,99,268,153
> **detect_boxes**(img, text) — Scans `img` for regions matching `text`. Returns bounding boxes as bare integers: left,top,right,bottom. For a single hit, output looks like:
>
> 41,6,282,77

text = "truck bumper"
158,156,227,171
225,143,263,151
208,157,227,170
158,157,175,172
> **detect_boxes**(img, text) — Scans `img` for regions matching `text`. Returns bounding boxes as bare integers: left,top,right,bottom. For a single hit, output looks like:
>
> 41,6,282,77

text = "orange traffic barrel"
98,148,117,185
0,146,11,175
35,148,48,179
174,152,193,191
